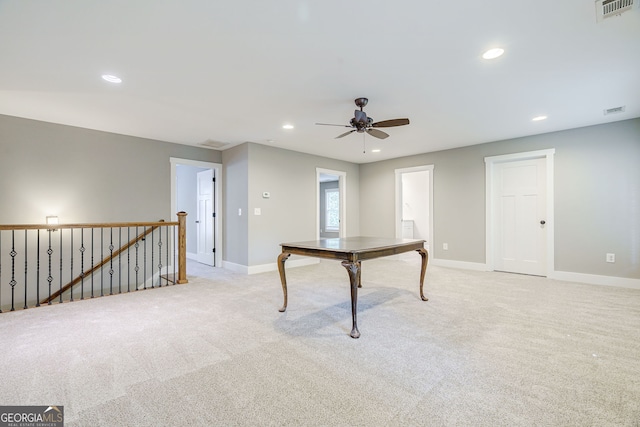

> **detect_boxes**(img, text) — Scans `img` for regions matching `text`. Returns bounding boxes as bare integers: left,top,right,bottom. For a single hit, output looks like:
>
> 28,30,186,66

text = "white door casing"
485,149,555,276
170,157,222,268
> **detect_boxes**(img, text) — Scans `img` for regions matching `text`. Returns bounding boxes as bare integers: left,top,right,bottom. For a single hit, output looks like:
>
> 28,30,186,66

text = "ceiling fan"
316,97,410,139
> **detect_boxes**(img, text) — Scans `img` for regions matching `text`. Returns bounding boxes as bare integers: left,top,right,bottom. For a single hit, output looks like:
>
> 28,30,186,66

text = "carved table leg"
341,260,361,338
357,260,362,288
277,252,291,312
417,248,429,301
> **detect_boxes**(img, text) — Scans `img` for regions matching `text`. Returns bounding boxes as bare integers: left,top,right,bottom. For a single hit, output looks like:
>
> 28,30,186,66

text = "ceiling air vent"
199,139,229,149
596,0,638,22
604,105,626,115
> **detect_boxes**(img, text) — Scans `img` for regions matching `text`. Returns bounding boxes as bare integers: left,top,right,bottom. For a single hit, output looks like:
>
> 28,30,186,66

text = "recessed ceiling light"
482,48,504,60
371,149,381,153
282,124,294,130
101,74,122,83
532,115,548,121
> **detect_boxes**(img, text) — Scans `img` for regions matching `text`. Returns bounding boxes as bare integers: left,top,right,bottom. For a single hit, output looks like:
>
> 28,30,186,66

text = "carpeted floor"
1,256,639,426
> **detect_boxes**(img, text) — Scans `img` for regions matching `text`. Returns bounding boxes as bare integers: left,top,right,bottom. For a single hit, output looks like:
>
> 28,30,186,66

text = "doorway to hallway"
316,168,346,239
395,165,433,250
170,158,222,268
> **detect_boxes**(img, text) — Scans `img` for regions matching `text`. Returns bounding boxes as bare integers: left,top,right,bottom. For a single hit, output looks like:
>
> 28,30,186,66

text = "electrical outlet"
238,208,242,216
606,253,615,263
254,208,261,215
443,243,449,250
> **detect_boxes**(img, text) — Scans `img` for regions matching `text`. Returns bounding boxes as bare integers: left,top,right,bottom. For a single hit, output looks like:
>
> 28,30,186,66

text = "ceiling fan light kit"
316,97,410,140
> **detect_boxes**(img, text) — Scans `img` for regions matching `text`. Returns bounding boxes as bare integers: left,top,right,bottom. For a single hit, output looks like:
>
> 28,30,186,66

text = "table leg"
417,248,429,301
277,252,291,312
341,260,361,338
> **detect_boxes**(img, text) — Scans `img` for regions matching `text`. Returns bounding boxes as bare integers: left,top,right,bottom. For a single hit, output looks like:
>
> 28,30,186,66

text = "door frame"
485,149,555,274
316,168,346,239
394,165,434,249
170,157,222,268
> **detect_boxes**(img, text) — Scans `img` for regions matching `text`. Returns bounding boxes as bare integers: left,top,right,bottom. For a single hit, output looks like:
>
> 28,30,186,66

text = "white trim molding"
550,271,640,290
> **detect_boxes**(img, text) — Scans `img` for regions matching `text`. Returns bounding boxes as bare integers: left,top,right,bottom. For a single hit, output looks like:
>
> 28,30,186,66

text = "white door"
196,169,215,266
493,158,547,276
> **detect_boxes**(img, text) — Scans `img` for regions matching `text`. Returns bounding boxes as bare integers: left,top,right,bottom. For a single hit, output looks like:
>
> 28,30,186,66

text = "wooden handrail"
40,222,165,304
0,221,177,231
1,214,189,309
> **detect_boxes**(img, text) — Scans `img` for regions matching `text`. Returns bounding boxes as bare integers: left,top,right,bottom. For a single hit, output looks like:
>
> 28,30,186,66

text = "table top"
280,236,425,260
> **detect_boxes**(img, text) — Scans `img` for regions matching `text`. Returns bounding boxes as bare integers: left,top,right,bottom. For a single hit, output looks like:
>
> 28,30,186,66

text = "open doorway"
395,165,433,250
316,168,346,239
170,158,222,268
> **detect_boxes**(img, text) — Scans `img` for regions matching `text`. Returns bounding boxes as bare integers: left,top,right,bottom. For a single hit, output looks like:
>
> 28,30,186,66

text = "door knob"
540,220,546,225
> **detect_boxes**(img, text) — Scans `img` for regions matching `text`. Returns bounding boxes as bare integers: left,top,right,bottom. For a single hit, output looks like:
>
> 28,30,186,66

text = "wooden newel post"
177,211,188,284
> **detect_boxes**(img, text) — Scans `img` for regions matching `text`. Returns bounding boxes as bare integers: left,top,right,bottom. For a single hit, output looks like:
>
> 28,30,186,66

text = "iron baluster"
127,227,131,293
118,227,122,294
151,227,154,289
36,230,40,307
158,226,163,287
143,226,147,290
59,228,63,303
24,230,28,309
47,228,53,305
134,226,139,289
100,228,104,297
0,231,3,313
10,230,17,311
109,227,114,295
80,228,85,300
91,228,95,298
165,226,169,286
70,228,74,302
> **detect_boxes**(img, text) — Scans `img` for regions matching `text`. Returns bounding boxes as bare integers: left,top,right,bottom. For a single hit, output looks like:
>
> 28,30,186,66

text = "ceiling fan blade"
371,118,410,128
335,130,356,139
366,128,389,139
316,122,351,127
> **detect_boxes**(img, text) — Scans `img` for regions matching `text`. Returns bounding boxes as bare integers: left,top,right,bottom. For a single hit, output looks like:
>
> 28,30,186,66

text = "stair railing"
0,212,188,312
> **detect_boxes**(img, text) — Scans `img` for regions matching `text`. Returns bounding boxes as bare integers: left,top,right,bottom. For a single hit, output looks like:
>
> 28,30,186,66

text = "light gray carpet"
1,256,639,426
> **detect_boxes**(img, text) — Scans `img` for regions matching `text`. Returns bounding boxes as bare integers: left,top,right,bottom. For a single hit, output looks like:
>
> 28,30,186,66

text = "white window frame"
324,187,340,232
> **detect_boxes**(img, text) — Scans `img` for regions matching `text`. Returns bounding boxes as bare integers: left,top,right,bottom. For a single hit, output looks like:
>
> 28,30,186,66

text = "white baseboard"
222,258,320,275
430,258,488,271
550,271,640,290
186,252,198,261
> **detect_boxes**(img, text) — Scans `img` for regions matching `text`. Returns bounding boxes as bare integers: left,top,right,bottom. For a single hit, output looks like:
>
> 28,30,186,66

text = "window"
325,188,340,232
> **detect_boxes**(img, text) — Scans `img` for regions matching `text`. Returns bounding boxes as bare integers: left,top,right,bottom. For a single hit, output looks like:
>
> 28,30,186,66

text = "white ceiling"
1,1,638,164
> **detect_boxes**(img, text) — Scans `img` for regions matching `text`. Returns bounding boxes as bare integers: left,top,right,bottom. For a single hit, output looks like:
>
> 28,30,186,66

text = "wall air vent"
596,0,638,22
199,139,229,149
604,105,626,115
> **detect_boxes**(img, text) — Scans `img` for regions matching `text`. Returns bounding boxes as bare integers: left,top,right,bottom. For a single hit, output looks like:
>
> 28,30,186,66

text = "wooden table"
277,236,428,338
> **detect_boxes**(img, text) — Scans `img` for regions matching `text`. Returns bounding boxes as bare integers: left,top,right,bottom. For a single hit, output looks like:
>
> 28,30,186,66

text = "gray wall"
360,118,640,280
222,143,249,266
0,114,221,224
223,142,360,267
